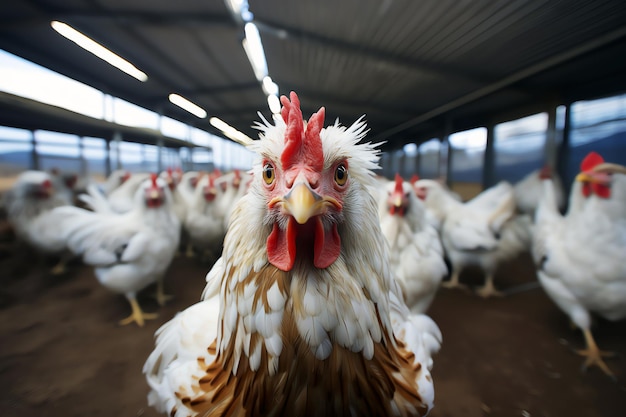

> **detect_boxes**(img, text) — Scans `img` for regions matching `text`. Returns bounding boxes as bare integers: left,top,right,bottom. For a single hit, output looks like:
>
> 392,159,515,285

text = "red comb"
394,173,404,193
410,174,419,184
539,165,552,179
581,152,604,172
167,167,173,175
280,92,324,172
150,173,158,187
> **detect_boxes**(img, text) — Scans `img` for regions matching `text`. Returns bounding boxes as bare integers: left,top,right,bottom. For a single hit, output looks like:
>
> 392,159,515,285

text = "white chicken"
533,151,626,378
183,172,226,261
412,178,462,232
160,167,187,223
514,165,565,215
100,169,131,195
221,170,252,230
47,174,180,326
378,174,448,313
419,180,531,297
106,172,150,213
3,170,74,274
144,92,441,416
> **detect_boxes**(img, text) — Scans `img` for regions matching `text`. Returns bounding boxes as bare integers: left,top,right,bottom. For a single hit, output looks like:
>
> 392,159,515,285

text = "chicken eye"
334,164,348,186
262,163,275,184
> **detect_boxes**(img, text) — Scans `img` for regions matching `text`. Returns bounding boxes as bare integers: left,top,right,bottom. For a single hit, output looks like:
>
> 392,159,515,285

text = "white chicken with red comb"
144,92,441,416
533,151,626,379
183,172,227,261
45,174,180,326
378,174,447,313
3,170,75,274
513,164,565,216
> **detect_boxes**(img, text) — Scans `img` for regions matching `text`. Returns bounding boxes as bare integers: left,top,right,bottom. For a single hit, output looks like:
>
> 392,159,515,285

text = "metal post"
557,103,572,195
30,130,39,170
113,131,122,170
482,124,495,189
544,104,558,168
79,136,87,175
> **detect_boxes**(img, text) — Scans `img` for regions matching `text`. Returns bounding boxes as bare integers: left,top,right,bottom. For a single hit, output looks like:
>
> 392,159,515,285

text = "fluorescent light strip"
267,94,281,114
169,94,207,119
50,21,147,82
242,23,268,81
210,117,254,144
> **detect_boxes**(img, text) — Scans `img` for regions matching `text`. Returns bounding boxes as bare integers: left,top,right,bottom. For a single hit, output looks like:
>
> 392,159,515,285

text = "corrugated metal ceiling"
1,0,625,151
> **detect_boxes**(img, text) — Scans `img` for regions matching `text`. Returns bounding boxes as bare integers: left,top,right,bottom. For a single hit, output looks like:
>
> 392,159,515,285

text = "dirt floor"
1,240,626,416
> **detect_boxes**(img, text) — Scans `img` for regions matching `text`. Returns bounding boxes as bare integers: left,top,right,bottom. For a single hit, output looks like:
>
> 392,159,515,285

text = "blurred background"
1,1,626,417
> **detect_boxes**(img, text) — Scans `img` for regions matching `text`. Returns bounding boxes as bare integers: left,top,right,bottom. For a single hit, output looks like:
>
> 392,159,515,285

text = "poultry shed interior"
1,1,626,416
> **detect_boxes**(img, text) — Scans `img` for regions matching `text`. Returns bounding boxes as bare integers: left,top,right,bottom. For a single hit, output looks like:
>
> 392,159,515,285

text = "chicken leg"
475,274,504,298
441,269,468,291
576,328,616,380
119,296,158,327
154,276,173,307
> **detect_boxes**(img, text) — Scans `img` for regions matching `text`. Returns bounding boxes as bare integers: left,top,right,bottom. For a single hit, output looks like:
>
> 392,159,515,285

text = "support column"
157,136,164,173
482,125,495,189
557,103,572,194
105,139,112,177
30,130,39,170
79,137,87,175
544,105,559,168
113,131,122,170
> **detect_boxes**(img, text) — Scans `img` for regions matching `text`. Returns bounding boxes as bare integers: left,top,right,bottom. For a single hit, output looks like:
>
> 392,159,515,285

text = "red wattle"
313,218,341,269
593,183,611,199
267,218,297,271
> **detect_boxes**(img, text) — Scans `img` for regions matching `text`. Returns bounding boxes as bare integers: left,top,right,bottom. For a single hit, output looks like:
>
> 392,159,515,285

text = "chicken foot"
475,274,504,298
50,259,67,275
119,297,158,327
441,270,469,291
576,328,617,380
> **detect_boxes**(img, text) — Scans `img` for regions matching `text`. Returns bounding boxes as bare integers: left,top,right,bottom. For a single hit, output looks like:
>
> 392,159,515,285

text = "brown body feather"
178,265,428,417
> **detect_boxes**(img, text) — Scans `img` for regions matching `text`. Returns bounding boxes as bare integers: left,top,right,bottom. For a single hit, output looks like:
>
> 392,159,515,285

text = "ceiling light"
225,0,253,21
267,94,281,114
262,76,279,96
169,94,207,118
210,117,254,145
242,23,268,81
50,21,147,82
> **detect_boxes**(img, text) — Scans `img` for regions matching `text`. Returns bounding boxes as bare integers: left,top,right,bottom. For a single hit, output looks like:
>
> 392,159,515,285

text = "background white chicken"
3,170,75,274
514,165,565,215
378,173,448,313
412,178,462,231
183,172,226,261
533,151,626,378
144,92,441,416
96,169,131,196
46,174,180,326
106,172,150,213
420,180,532,297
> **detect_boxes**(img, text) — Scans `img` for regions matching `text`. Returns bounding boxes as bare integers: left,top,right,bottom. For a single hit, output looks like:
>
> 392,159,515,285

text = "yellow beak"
284,182,324,224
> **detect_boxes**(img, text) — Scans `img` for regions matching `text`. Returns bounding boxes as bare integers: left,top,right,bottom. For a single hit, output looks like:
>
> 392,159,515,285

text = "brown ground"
1,240,625,417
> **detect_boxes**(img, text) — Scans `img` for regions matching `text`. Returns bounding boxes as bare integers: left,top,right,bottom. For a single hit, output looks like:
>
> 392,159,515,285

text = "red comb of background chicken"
581,152,604,172
280,92,324,172
394,173,404,193
580,152,610,198
410,174,420,184
539,165,552,179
